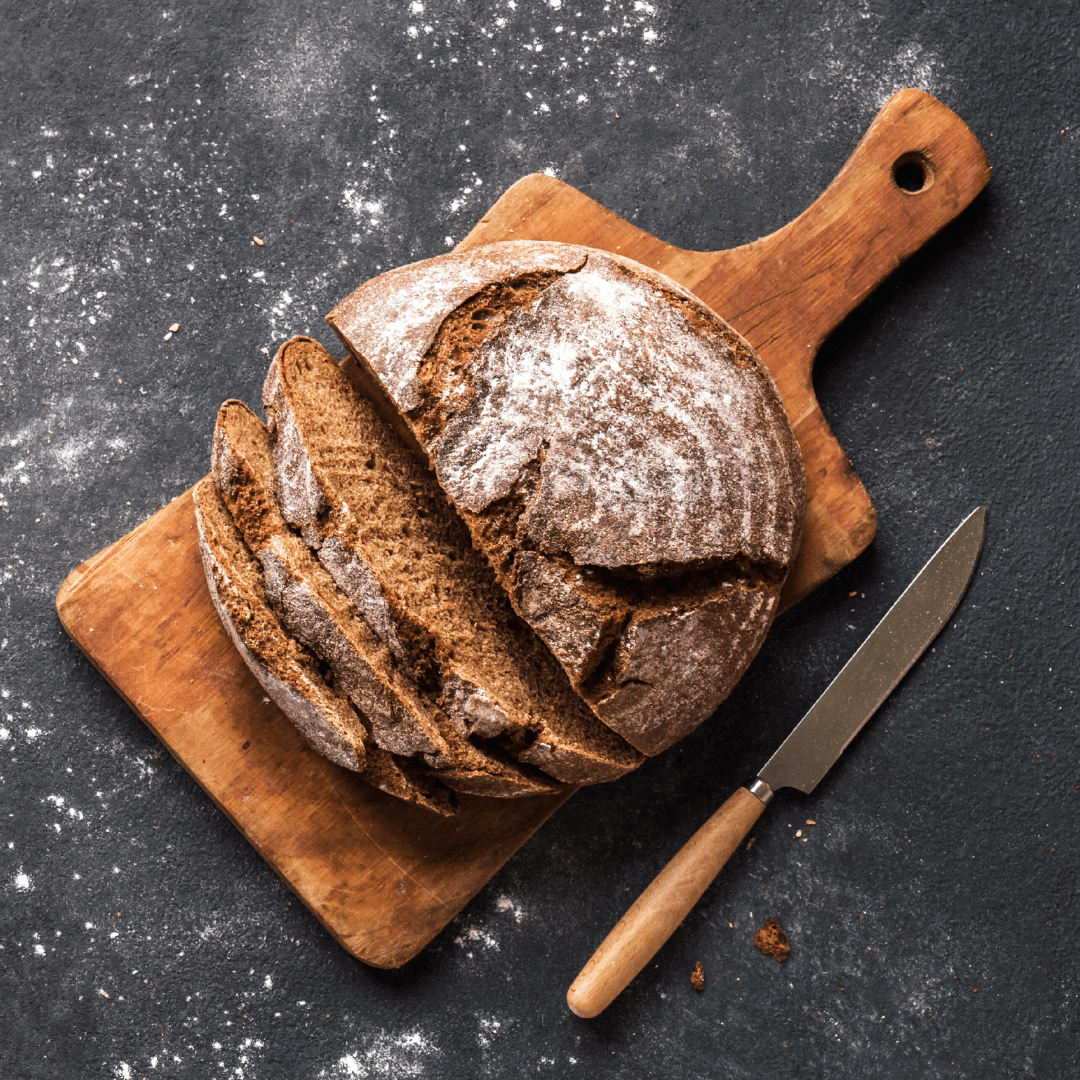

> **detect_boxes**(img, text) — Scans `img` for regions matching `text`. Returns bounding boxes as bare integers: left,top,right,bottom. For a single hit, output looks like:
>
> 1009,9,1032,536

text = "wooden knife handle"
566,786,768,1018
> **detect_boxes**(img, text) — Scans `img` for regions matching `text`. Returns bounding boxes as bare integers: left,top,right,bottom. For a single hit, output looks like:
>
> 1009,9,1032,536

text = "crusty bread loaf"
262,336,643,785
192,477,456,815
210,399,563,799
197,238,805,805
328,240,805,756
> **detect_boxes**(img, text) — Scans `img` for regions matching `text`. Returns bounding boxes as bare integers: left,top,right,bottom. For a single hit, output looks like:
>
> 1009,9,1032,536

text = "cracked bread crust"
193,477,456,816
261,337,643,785
210,399,563,799
328,240,806,756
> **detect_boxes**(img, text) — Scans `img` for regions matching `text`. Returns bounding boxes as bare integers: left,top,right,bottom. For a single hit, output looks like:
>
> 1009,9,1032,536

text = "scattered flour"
809,26,949,116
453,924,500,953
476,1014,503,1050
327,1030,440,1079
495,895,525,923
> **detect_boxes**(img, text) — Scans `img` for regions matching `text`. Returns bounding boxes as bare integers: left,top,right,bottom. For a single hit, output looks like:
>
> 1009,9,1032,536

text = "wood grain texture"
566,787,766,1018
55,89,988,969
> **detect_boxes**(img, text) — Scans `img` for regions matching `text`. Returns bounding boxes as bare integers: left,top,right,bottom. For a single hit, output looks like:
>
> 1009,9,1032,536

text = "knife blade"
566,507,986,1018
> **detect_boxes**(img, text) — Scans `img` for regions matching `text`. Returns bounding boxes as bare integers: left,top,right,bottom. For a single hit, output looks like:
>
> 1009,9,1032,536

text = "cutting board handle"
684,88,992,373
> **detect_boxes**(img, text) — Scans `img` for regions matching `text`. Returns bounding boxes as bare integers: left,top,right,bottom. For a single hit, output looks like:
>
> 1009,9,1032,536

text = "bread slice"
192,477,455,815
262,336,644,785
210,399,561,798
328,241,805,756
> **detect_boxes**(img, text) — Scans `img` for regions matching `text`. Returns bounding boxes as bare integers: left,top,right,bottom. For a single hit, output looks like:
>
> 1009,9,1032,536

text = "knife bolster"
748,778,774,804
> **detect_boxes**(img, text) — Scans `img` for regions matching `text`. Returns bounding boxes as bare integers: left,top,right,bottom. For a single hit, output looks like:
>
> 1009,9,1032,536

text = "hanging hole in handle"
892,151,935,194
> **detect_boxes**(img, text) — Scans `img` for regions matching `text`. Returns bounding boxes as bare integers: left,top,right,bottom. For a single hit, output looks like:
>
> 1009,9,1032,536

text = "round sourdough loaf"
328,240,806,756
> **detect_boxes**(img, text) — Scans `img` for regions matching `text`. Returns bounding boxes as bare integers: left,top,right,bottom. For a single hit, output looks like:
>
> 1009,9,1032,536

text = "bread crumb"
753,918,790,963
690,961,705,991
806,819,815,825
254,236,265,246
745,836,756,850
169,322,180,333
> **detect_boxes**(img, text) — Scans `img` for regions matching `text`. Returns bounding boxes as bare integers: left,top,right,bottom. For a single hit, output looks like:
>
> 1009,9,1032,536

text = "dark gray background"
1,1,1076,1076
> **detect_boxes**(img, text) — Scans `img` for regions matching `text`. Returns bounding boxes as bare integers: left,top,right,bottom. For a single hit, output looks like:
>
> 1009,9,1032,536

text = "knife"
566,506,986,1018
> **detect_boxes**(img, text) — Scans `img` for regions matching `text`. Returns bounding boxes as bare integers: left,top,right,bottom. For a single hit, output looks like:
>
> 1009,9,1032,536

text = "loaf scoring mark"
513,545,785,690
327,241,587,412
421,251,802,568
410,270,569,449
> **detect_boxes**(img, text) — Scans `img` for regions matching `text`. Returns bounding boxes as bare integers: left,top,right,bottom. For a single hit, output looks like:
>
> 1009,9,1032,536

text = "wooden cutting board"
55,90,989,969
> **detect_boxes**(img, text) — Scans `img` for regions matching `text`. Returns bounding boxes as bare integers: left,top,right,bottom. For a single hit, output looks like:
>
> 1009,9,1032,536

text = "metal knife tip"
957,505,987,550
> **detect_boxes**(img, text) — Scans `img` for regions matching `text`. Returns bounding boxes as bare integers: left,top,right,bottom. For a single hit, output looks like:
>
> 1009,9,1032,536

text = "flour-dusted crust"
329,243,587,413
329,241,806,756
193,478,456,815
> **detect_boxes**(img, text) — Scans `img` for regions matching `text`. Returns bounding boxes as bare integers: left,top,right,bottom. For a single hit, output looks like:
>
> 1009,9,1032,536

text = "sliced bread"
193,476,455,815
328,241,805,756
210,399,562,798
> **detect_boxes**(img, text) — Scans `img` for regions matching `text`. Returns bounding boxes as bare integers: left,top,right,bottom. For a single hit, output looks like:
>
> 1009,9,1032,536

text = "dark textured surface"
1,2,1076,1076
